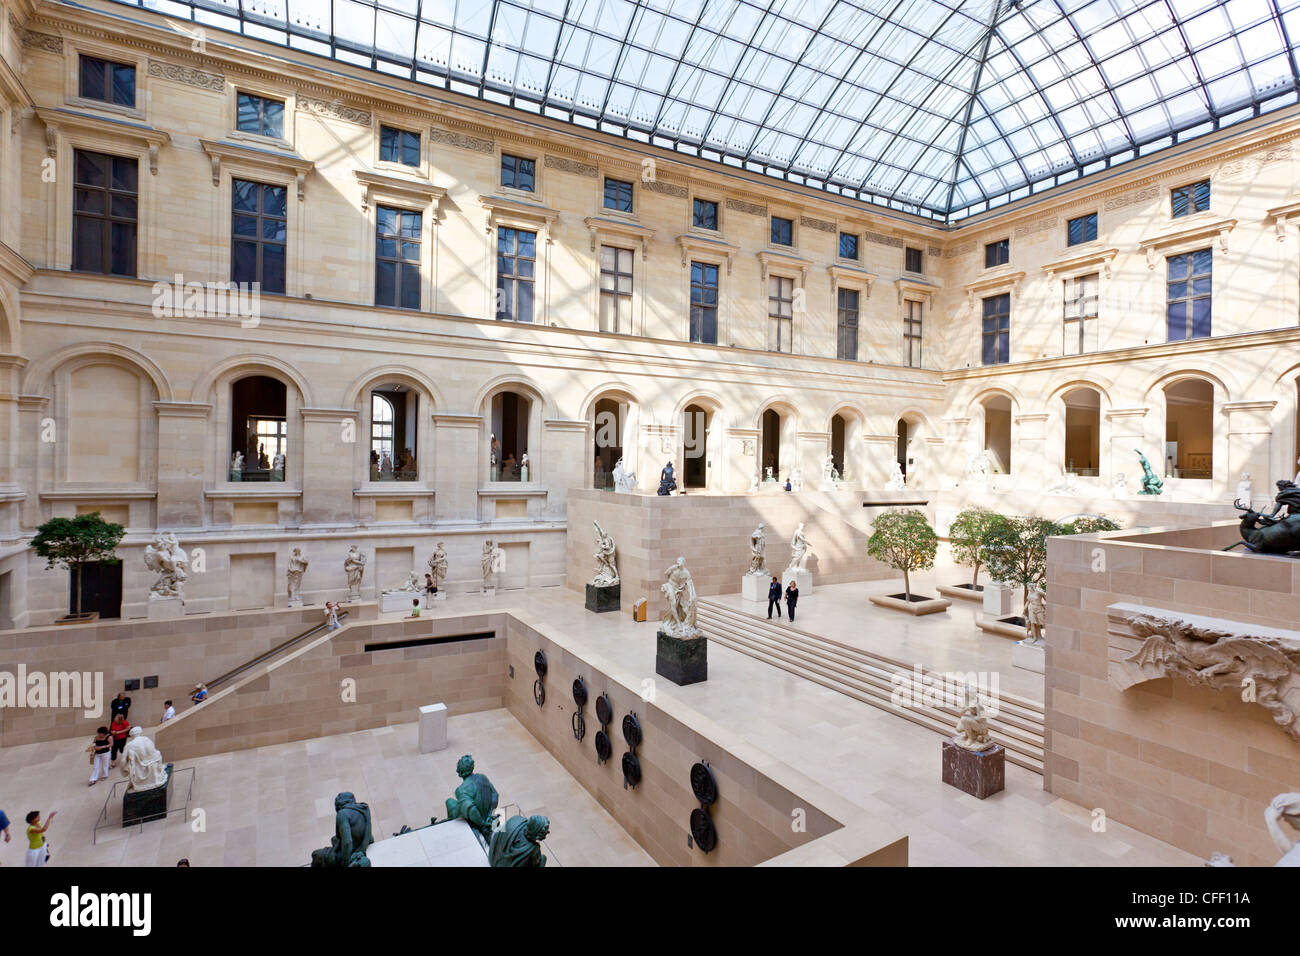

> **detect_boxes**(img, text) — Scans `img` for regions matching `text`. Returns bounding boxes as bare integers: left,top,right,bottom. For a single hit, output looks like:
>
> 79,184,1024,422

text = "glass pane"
75,189,105,215
232,240,257,283
233,180,259,212
400,264,420,309
263,186,287,218
262,244,286,293
517,280,534,322
75,151,107,188
263,100,284,138
111,158,137,194
112,65,135,107
110,221,136,276
80,57,106,100
72,217,102,272
375,259,396,305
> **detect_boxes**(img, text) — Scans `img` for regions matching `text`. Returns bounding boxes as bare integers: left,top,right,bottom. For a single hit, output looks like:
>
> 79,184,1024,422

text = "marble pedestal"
418,702,448,753
585,582,620,613
367,819,488,867
982,583,1015,616
1012,641,1045,673
782,568,812,595
380,590,423,614
146,596,183,620
122,766,173,826
288,597,303,609
656,630,707,685
741,573,770,602
941,740,1005,799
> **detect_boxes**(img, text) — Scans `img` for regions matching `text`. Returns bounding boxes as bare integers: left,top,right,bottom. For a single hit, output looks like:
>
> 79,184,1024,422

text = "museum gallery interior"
0,0,1296,870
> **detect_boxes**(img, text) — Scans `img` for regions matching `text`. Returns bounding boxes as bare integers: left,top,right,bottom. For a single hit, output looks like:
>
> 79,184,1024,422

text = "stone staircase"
696,599,1045,774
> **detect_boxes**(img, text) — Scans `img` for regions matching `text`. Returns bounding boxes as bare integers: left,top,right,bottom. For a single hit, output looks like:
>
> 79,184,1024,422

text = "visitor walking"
24,810,55,867
424,573,438,599
161,700,176,722
784,580,800,623
767,576,783,620
109,714,130,768
0,808,11,852
324,601,340,630
191,683,208,705
110,692,131,721
87,726,112,785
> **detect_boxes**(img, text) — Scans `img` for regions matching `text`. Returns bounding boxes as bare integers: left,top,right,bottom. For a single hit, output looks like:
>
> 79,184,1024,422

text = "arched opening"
831,414,846,476
490,390,532,482
592,396,625,489
761,408,782,479
230,375,287,481
1164,379,1214,479
369,385,418,481
683,403,710,489
1062,387,1100,476
895,419,908,477
982,395,1012,474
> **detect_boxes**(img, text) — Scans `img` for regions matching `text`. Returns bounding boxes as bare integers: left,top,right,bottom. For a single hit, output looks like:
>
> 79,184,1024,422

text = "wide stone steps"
696,600,1045,775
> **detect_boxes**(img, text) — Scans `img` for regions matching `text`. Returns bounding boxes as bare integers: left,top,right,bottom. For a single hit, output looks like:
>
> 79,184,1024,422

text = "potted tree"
32,512,125,624
938,508,1004,602
867,508,951,616
975,515,1058,639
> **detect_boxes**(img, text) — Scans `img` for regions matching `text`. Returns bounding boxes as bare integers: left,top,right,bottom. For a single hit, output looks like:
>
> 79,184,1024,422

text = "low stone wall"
503,610,908,866
1044,521,1300,866
932,488,1239,537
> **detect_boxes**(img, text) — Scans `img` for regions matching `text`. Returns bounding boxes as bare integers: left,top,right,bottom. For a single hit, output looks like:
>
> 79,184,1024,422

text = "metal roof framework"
113,0,1300,222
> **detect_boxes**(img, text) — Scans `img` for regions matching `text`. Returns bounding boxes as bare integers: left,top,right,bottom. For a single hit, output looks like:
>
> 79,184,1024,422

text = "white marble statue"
1235,472,1253,507
271,451,285,479
612,457,638,493
659,556,699,639
1111,472,1128,496
591,521,619,586
144,532,189,601
427,543,448,591
1022,584,1046,646
822,454,835,483
764,465,774,482
747,523,768,576
344,545,366,601
520,452,530,482
790,467,804,492
747,471,760,492
787,522,814,573
1210,792,1300,867
963,442,991,485
481,539,505,588
952,685,996,752
1047,471,1079,496
229,451,244,481
885,459,906,490
286,547,308,604
121,726,169,792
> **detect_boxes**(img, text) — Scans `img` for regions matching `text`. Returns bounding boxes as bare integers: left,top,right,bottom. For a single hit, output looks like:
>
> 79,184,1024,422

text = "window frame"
1067,213,1098,246
1171,180,1211,219
692,197,720,232
374,203,423,310
689,259,720,345
981,293,1011,366
234,91,287,141
1063,272,1099,355
767,273,795,353
378,124,422,170
905,246,923,274
903,298,923,368
71,148,139,277
838,232,859,261
500,153,537,193
598,244,634,334
1165,248,1213,342
77,55,136,110
984,238,1010,269
770,215,794,248
230,177,288,295
836,287,859,361
496,225,538,323
602,176,635,214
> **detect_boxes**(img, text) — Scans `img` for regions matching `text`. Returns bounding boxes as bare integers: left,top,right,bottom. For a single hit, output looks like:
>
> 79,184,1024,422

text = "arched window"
1063,387,1100,476
831,414,846,477
982,395,1012,474
592,397,624,489
761,408,782,478
683,403,710,489
230,375,287,481
1164,379,1213,479
369,386,418,481
490,390,532,482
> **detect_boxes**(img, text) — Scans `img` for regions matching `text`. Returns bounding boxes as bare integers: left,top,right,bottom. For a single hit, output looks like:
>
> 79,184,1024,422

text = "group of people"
765,576,801,622
369,446,417,480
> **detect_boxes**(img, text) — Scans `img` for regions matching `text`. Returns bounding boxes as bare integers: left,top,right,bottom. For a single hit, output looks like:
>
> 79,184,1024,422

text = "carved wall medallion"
800,215,835,233
642,179,686,197
544,154,596,177
726,197,766,217
430,127,494,154
21,29,62,53
148,60,225,92
298,95,371,127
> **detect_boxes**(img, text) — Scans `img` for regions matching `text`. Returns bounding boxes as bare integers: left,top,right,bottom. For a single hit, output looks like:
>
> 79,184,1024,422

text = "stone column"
154,401,211,528
431,414,481,522
299,407,358,525
1014,411,1050,489
0,355,27,538
1224,401,1276,508
541,419,587,518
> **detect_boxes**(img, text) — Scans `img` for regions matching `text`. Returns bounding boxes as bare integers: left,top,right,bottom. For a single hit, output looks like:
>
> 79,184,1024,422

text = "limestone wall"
1044,524,1300,866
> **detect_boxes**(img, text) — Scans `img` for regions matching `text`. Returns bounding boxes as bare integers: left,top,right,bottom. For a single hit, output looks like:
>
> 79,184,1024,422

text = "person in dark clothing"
110,692,131,720
784,581,800,623
766,576,783,619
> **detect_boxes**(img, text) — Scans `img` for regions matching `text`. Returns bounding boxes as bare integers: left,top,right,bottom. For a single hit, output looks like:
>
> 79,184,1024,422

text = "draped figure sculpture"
121,726,169,792
786,522,813,573
427,543,448,591
660,556,699,638
144,532,188,600
591,521,619,586
747,522,768,576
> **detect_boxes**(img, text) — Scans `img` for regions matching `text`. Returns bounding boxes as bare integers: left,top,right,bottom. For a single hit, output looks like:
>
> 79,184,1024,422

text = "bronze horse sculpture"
1228,480,1300,556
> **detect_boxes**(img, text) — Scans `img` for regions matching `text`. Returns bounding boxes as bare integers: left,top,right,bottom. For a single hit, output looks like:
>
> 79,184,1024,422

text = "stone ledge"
868,593,950,616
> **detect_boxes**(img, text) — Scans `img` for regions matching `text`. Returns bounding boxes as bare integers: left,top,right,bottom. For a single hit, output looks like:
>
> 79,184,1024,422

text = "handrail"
204,610,349,693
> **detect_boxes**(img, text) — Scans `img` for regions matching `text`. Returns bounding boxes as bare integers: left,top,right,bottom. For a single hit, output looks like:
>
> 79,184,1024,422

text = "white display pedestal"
418,702,448,753
782,568,812,595
741,573,770,602
147,596,183,620
367,818,488,867
1012,641,1045,673
381,590,424,614
982,583,1015,616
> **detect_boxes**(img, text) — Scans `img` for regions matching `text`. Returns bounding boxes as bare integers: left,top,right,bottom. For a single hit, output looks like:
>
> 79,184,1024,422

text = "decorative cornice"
429,126,494,154
800,215,835,233
641,178,687,199
37,108,170,175
1266,197,1300,241
1137,215,1237,268
353,168,446,212
542,418,588,432
479,195,559,235
201,139,314,200
151,401,212,419
298,95,372,127
299,406,359,422
147,59,225,92
431,413,482,427
1042,246,1119,280
828,264,877,298
676,234,738,272
20,29,61,54
544,154,597,178
895,276,938,305
963,270,1026,304
757,249,810,285
584,216,654,259
726,197,766,217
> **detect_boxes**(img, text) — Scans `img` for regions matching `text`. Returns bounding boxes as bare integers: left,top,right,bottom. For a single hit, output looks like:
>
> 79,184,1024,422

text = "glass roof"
124,0,1300,221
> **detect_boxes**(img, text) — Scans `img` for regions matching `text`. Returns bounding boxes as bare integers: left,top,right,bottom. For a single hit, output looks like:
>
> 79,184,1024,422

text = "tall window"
689,261,718,344
839,233,858,260
379,126,420,167
904,299,923,368
496,227,536,322
72,150,137,276
768,276,794,353
375,205,421,310
501,154,535,191
836,288,859,361
231,179,286,294
1067,213,1098,246
603,178,633,212
905,246,923,273
236,93,283,138
1167,248,1212,341
770,216,793,246
599,245,633,333
79,56,135,108
692,199,718,230
1172,180,1210,218
1063,272,1099,355
981,294,1010,365
371,393,395,467
985,238,1009,268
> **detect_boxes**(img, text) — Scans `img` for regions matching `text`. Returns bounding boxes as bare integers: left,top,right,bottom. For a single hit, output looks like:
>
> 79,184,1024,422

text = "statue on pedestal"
591,521,619,586
1136,449,1164,495
657,461,677,496
144,532,189,601
271,451,285,481
286,547,308,605
886,459,906,490
1022,585,1046,646
747,523,768,576
787,522,813,573
1235,472,1253,508
1111,472,1128,497
427,543,448,591
228,452,243,482
310,792,374,867
612,457,637,493
520,452,530,482
659,556,699,639
822,455,835,484
790,467,803,492
344,545,366,602
481,540,505,589
443,754,498,839
488,814,549,867
121,726,169,792
953,685,996,752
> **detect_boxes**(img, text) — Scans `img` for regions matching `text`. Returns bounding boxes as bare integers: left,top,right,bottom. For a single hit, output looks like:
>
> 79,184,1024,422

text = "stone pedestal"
288,597,303,609
782,568,812,595
585,582,620,613
381,590,423,614
146,596,183,620
982,583,1015,616
122,766,172,826
1012,640,1045,673
740,573,770,602
656,630,707,685
418,702,448,753
941,740,1005,799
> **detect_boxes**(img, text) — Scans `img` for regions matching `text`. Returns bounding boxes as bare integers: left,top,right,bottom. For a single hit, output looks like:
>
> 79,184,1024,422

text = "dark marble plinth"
585,582,621,613
655,630,707,685
941,740,1004,799
122,765,173,826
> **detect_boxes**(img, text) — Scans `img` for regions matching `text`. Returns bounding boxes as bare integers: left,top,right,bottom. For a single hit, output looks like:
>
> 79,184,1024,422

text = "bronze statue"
443,754,499,838
488,814,549,867
657,461,677,496
1135,449,1163,495
310,791,374,867
1228,480,1300,555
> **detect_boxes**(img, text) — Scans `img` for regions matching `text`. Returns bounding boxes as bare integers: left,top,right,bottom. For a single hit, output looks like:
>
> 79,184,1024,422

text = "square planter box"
936,583,984,603
869,593,951,616
976,615,1028,639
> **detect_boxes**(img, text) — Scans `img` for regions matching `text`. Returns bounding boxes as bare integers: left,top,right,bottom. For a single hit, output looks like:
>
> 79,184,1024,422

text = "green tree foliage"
947,508,1006,589
31,512,125,617
1058,514,1121,536
867,508,938,601
980,516,1059,616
